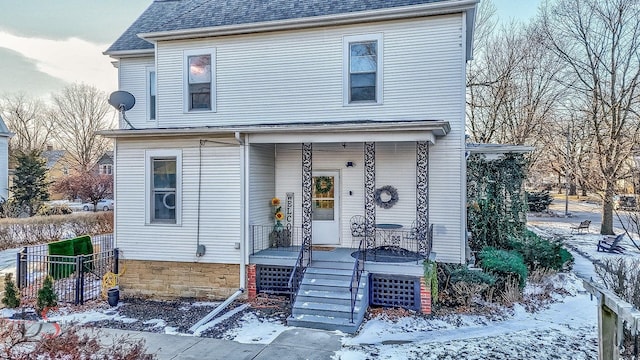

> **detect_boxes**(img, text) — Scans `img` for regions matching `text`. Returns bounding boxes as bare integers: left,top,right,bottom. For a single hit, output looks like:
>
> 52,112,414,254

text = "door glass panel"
312,176,335,221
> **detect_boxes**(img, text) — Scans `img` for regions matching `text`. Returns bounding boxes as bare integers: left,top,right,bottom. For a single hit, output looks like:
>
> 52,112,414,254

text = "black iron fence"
16,233,117,305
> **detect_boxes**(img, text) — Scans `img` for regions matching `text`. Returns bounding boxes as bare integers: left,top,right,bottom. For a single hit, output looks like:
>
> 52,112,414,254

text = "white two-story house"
104,0,477,332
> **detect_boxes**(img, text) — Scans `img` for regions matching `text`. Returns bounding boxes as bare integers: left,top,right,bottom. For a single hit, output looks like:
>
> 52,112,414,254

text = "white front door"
312,171,340,245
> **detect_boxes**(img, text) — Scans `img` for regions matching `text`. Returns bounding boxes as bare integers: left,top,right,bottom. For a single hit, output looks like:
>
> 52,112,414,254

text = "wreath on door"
315,176,333,194
374,185,399,209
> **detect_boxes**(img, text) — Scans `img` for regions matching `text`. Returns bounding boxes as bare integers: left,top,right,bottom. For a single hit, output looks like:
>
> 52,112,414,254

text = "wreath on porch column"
375,185,399,209
315,176,333,194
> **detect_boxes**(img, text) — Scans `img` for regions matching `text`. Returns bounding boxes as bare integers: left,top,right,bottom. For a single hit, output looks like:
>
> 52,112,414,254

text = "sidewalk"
84,327,343,360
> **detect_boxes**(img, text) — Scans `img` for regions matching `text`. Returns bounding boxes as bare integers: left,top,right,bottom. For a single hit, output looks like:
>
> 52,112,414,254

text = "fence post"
113,248,119,275
16,247,27,289
74,256,85,305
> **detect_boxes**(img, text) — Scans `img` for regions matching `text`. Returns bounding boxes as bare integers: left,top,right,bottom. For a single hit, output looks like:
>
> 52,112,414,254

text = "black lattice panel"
256,265,292,294
369,274,420,311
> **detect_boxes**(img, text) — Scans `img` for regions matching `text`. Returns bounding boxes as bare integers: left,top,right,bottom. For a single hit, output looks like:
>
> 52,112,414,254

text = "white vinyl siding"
115,137,242,263
117,57,155,129
249,144,275,227
155,15,463,127
0,137,8,200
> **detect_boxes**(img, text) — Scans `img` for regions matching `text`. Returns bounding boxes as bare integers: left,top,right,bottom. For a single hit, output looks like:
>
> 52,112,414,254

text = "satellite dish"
108,91,137,129
108,91,136,112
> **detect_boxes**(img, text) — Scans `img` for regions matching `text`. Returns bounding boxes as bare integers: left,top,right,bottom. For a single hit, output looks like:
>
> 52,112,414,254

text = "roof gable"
106,0,468,54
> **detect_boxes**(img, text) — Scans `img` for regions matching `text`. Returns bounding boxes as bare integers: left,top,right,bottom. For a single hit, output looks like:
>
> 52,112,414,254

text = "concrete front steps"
287,260,369,334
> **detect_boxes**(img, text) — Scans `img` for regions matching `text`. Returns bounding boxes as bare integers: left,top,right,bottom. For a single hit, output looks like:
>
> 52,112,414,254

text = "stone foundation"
118,259,241,300
419,277,432,315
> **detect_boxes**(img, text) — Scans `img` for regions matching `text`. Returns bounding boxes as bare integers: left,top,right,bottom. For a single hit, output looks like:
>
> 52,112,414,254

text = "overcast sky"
0,0,542,98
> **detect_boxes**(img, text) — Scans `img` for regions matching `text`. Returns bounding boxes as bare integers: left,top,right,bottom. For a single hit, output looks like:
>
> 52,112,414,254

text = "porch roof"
99,120,450,144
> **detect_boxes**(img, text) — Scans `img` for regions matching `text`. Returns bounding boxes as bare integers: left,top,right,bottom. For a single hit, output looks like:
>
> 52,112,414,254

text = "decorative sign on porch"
286,192,294,229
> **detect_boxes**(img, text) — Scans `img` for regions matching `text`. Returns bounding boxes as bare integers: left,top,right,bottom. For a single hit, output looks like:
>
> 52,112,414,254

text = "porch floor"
250,246,424,276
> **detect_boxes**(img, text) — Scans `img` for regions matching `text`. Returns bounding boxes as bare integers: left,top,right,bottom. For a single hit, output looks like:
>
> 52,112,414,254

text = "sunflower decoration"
272,197,285,231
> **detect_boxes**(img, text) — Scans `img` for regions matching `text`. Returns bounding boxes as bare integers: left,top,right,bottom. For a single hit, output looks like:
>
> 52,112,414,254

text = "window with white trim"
147,67,157,120
184,48,216,112
343,34,383,105
146,150,181,225
99,164,113,175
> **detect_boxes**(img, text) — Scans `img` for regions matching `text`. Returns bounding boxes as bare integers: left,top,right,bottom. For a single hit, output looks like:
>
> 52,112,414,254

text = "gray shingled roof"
42,150,66,169
106,0,450,54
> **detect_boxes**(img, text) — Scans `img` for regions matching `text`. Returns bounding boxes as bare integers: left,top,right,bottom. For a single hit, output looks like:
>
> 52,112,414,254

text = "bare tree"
467,9,563,153
0,93,53,155
541,0,640,234
54,172,113,211
49,83,115,172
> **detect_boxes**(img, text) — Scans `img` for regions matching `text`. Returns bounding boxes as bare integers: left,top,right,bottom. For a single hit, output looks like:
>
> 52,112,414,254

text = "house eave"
103,48,155,59
98,120,451,140
138,0,479,42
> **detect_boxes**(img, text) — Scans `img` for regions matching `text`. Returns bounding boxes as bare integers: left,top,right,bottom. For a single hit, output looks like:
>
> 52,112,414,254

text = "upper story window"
100,164,113,175
183,48,216,112
343,34,383,105
146,149,181,225
147,67,157,120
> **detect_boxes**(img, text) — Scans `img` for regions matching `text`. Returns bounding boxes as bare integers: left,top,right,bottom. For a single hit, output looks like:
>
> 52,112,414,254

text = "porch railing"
250,224,303,255
287,245,306,303
360,224,434,264
16,233,116,305
350,238,366,323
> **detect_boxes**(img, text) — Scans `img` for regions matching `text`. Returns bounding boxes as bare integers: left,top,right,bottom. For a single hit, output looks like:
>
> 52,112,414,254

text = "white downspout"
237,132,247,290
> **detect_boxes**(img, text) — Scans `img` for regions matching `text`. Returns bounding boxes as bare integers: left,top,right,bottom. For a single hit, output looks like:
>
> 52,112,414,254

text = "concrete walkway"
88,327,342,360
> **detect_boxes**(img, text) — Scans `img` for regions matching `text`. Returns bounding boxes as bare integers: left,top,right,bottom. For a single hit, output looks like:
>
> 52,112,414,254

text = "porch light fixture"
346,161,355,168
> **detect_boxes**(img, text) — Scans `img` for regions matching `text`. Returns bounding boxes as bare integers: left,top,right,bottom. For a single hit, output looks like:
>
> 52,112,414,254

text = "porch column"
301,143,312,265
416,141,429,229
364,142,376,246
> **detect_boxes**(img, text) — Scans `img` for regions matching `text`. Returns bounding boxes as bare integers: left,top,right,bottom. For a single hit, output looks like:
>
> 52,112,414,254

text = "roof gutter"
138,0,479,42
98,121,451,138
103,48,155,58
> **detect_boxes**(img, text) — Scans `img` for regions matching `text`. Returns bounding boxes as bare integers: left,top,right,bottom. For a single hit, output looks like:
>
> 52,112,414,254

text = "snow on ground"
336,272,598,360
4,212,638,359
220,312,289,344
0,246,21,274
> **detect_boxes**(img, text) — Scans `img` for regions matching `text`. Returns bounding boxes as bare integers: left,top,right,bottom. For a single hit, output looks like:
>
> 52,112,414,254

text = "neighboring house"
42,148,72,200
104,0,478,332
94,151,114,176
0,116,13,200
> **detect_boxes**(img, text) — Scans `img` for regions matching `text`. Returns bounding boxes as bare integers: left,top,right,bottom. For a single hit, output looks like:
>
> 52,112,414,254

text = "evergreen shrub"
508,230,574,271
2,273,20,308
478,247,528,289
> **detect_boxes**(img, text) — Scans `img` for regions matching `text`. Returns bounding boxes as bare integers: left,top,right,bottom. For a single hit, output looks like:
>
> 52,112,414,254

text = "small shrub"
449,267,496,286
2,273,20,308
451,282,489,307
36,276,57,313
0,322,156,359
508,230,573,271
526,190,552,212
595,258,640,309
500,278,522,304
37,204,73,216
478,247,528,289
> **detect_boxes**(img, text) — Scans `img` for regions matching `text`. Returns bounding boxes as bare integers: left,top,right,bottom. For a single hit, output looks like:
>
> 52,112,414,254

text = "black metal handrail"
350,238,366,323
287,244,306,304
